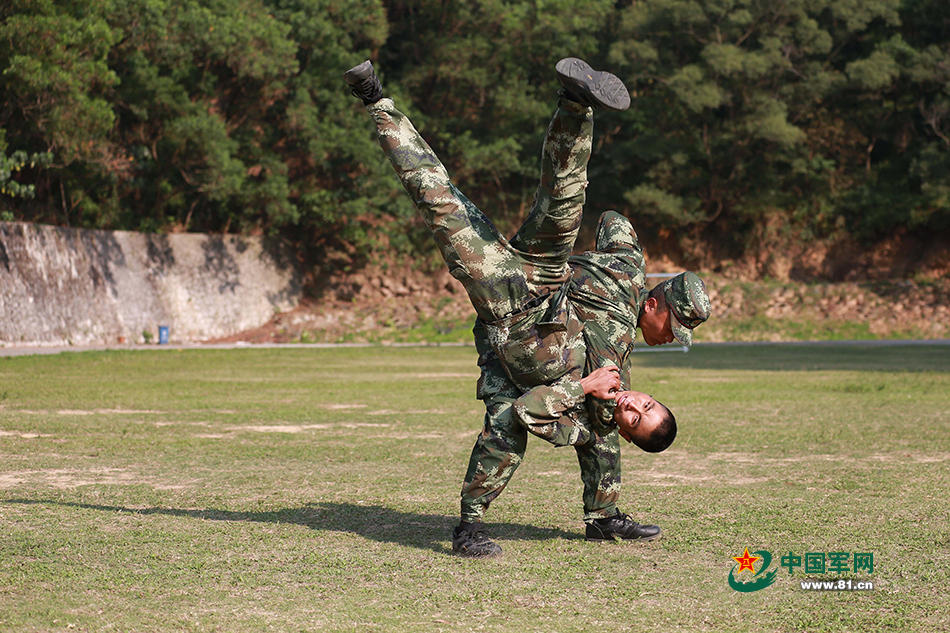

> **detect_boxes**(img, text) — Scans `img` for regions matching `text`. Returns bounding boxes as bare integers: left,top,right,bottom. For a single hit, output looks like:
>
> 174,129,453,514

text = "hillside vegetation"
1,0,948,273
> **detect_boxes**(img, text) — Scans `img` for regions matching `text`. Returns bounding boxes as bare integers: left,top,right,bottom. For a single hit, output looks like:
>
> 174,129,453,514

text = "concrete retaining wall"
0,222,302,346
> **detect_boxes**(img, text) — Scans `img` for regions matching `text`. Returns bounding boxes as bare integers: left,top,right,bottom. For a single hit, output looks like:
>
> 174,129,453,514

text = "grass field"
1,344,948,632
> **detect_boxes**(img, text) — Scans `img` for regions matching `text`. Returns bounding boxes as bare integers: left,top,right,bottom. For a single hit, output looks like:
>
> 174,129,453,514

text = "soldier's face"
613,390,664,444
639,298,674,346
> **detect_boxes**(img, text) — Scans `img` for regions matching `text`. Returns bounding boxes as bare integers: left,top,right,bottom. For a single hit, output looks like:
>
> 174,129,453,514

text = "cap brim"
670,312,692,347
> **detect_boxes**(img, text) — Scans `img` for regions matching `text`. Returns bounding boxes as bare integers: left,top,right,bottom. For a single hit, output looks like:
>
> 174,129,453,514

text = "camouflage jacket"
475,211,647,439
570,211,647,428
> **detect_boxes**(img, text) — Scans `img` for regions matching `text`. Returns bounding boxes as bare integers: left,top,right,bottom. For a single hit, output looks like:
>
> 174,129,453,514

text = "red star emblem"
732,548,760,574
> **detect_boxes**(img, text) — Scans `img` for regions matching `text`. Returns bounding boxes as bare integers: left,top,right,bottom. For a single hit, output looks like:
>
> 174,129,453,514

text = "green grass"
1,345,948,632
719,315,881,340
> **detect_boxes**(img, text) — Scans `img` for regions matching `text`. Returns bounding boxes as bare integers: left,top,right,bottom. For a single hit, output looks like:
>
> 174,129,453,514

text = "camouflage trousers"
367,96,592,322
367,97,620,522
462,324,622,523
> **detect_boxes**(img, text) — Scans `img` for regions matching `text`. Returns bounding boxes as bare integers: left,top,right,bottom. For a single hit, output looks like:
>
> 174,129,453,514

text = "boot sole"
555,57,630,111
452,547,503,558
586,533,662,542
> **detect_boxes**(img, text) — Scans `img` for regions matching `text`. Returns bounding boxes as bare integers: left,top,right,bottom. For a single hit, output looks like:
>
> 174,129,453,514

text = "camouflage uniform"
464,212,649,523
461,233,716,524
367,96,644,523
368,96,594,444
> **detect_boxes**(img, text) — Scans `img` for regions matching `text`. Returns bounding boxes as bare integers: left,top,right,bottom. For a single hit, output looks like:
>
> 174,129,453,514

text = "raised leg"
510,97,593,281
367,98,532,321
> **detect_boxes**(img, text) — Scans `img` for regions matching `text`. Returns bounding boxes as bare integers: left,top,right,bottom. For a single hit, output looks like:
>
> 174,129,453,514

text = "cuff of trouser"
461,502,487,524
584,506,618,523
557,93,593,116
566,421,592,448
366,96,395,114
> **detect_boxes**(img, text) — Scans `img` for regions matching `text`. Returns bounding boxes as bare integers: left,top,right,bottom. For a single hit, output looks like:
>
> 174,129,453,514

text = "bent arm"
511,374,586,446
588,357,635,431
510,366,620,447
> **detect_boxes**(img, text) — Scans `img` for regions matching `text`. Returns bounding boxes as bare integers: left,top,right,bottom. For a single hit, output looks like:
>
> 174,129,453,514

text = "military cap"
658,271,710,347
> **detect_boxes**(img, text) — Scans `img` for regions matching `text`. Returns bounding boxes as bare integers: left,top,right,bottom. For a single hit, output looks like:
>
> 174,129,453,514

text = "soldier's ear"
644,296,658,312
618,426,634,443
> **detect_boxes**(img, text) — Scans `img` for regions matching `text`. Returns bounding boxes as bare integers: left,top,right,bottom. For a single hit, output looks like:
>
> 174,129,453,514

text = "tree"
1,0,946,268
605,0,948,250
0,0,118,224
380,0,614,236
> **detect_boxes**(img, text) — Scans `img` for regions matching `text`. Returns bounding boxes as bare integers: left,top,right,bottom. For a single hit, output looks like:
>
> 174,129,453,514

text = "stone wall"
0,222,302,346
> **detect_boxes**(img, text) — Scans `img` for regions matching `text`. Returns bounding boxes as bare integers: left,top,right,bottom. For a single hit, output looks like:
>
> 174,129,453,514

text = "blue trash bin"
158,326,169,345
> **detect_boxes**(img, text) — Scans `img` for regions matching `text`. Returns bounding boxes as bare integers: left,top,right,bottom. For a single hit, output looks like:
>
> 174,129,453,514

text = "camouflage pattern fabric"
368,96,590,315
368,96,591,394
659,271,712,346
570,211,649,429
473,319,588,447
459,396,622,523
368,97,627,522
463,324,622,522
368,98,525,320
463,211,651,522
459,394,526,522
495,211,650,434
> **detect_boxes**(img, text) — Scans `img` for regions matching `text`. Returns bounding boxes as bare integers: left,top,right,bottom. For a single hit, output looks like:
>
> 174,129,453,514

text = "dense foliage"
1,0,947,260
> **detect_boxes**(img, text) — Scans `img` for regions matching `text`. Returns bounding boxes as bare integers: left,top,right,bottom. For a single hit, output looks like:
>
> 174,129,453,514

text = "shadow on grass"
2,499,579,554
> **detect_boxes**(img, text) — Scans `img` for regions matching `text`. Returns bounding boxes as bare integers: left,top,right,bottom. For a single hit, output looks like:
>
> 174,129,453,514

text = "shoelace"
350,76,380,100
598,512,636,527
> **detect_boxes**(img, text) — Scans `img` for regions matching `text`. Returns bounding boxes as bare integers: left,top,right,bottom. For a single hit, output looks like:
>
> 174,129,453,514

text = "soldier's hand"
580,365,621,400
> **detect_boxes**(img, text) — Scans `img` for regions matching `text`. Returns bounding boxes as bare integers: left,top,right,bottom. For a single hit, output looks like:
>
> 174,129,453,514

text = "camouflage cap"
659,271,710,347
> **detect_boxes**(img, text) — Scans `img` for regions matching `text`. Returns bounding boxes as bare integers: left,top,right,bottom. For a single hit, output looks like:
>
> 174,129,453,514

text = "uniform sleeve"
586,396,618,431
510,373,589,447
583,355,633,433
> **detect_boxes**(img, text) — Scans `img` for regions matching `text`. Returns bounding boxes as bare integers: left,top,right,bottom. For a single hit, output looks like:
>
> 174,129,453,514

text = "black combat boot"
343,60,383,105
555,57,630,111
585,511,661,541
452,521,502,558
